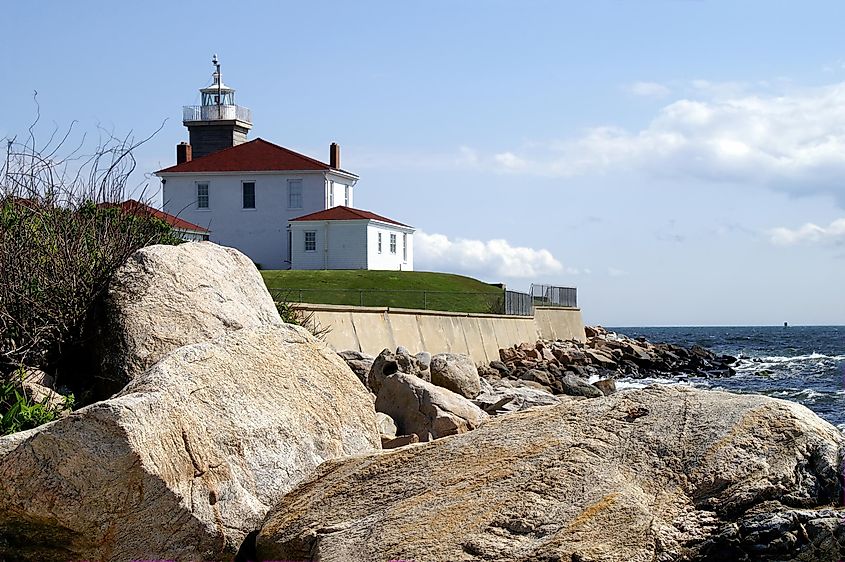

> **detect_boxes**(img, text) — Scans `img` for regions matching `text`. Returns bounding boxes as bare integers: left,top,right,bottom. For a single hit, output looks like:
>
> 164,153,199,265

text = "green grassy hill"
261,270,505,313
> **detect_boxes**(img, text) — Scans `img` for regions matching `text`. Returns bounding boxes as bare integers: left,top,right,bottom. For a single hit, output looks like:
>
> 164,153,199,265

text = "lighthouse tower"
181,55,253,160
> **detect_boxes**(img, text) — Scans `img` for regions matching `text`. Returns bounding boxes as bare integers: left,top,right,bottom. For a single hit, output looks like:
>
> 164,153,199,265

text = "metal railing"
504,290,534,316
269,287,534,316
530,284,577,308
183,104,252,123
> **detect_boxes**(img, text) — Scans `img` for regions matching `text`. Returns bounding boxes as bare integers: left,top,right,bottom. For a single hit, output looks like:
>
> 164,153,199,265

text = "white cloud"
493,151,528,170
769,218,845,245
415,231,565,279
478,81,845,204
628,81,671,98
607,267,629,277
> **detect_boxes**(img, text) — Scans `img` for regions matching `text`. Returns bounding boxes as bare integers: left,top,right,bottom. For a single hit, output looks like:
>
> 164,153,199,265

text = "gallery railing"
182,104,252,123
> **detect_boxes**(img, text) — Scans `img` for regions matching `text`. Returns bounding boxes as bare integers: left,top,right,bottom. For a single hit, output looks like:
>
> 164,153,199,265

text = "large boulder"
0,324,380,562
367,347,430,395
429,352,481,398
256,386,844,562
375,373,487,441
561,373,604,398
473,378,561,414
97,242,281,394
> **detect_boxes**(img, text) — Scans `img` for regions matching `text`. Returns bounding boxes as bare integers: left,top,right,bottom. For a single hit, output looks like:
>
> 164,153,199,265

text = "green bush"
273,298,331,340
1,122,182,425
0,197,181,379
0,368,74,435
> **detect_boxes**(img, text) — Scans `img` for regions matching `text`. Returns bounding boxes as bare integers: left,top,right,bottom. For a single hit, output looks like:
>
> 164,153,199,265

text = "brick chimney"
176,142,192,165
329,142,340,169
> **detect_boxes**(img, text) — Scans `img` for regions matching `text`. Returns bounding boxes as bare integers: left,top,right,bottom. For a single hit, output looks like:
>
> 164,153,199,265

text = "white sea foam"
614,377,706,391
790,388,825,399
746,353,845,363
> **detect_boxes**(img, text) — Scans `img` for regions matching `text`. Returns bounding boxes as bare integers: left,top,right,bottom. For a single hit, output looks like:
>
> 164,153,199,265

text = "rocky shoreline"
478,325,738,398
0,242,841,562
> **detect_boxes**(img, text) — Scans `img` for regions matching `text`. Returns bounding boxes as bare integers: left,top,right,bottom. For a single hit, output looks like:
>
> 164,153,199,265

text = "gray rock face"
375,412,397,438
698,507,845,561
97,242,281,394
337,350,375,388
561,373,604,397
414,351,432,371
374,373,487,441
473,379,561,414
367,348,400,395
429,352,481,398
592,378,617,396
0,324,380,562
255,386,844,562
367,347,431,395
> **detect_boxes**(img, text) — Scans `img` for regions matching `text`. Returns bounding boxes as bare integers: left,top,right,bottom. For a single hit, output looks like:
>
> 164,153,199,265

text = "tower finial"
212,54,222,107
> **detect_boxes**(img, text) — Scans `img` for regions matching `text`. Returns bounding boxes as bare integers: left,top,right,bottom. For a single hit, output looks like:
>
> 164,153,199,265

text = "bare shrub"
271,291,332,341
0,101,179,397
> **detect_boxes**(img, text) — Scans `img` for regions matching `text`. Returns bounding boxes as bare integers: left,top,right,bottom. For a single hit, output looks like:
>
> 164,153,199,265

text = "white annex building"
155,57,414,270
289,206,414,271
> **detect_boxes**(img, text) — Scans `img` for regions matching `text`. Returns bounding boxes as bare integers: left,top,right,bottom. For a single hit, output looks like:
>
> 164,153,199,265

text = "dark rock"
519,369,553,387
695,508,845,561
476,363,500,381
584,349,617,369
592,379,616,396
337,350,375,387
560,374,603,398
624,407,649,422
499,348,522,363
489,361,511,375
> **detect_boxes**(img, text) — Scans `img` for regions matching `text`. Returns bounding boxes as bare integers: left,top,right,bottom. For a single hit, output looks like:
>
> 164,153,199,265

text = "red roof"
290,206,411,227
155,138,356,176
99,200,209,233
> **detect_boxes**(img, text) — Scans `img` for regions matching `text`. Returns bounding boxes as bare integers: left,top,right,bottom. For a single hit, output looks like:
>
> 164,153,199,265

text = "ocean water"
607,326,845,432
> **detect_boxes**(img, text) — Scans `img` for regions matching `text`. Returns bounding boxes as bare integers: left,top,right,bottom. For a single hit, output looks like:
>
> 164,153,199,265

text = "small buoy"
783,322,788,328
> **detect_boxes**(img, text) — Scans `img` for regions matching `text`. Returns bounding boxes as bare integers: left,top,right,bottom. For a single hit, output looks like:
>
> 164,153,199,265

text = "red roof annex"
99,200,209,233
155,138,356,175
290,206,410,227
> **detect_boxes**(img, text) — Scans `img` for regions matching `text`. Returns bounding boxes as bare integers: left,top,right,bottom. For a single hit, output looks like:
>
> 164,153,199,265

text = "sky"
2,1,844,326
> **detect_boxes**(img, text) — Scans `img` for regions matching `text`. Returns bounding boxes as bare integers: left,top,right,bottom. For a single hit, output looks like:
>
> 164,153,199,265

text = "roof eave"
290,217,414,231
155,169,330,177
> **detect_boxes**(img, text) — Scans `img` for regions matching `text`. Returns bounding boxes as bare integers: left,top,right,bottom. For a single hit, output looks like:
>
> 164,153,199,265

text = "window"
197,183,209,209
403,233,407,261
377,232,382,253
344,185,350,206
328,180,335,207
242,182,255,209
304,231,316,252
390,233,397,254
288,179,303,209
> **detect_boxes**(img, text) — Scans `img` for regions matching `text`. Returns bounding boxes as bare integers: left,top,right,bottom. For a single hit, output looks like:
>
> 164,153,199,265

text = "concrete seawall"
298,304,585,364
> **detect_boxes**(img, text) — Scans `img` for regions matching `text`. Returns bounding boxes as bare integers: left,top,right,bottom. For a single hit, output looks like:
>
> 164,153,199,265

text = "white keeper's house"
155,57,414,271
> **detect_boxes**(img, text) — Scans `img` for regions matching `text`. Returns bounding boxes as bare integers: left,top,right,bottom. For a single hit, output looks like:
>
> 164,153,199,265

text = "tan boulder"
375,373,487,441
429,352,481,398
256,386,843,562
0,324,380,562
97,241,281,394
